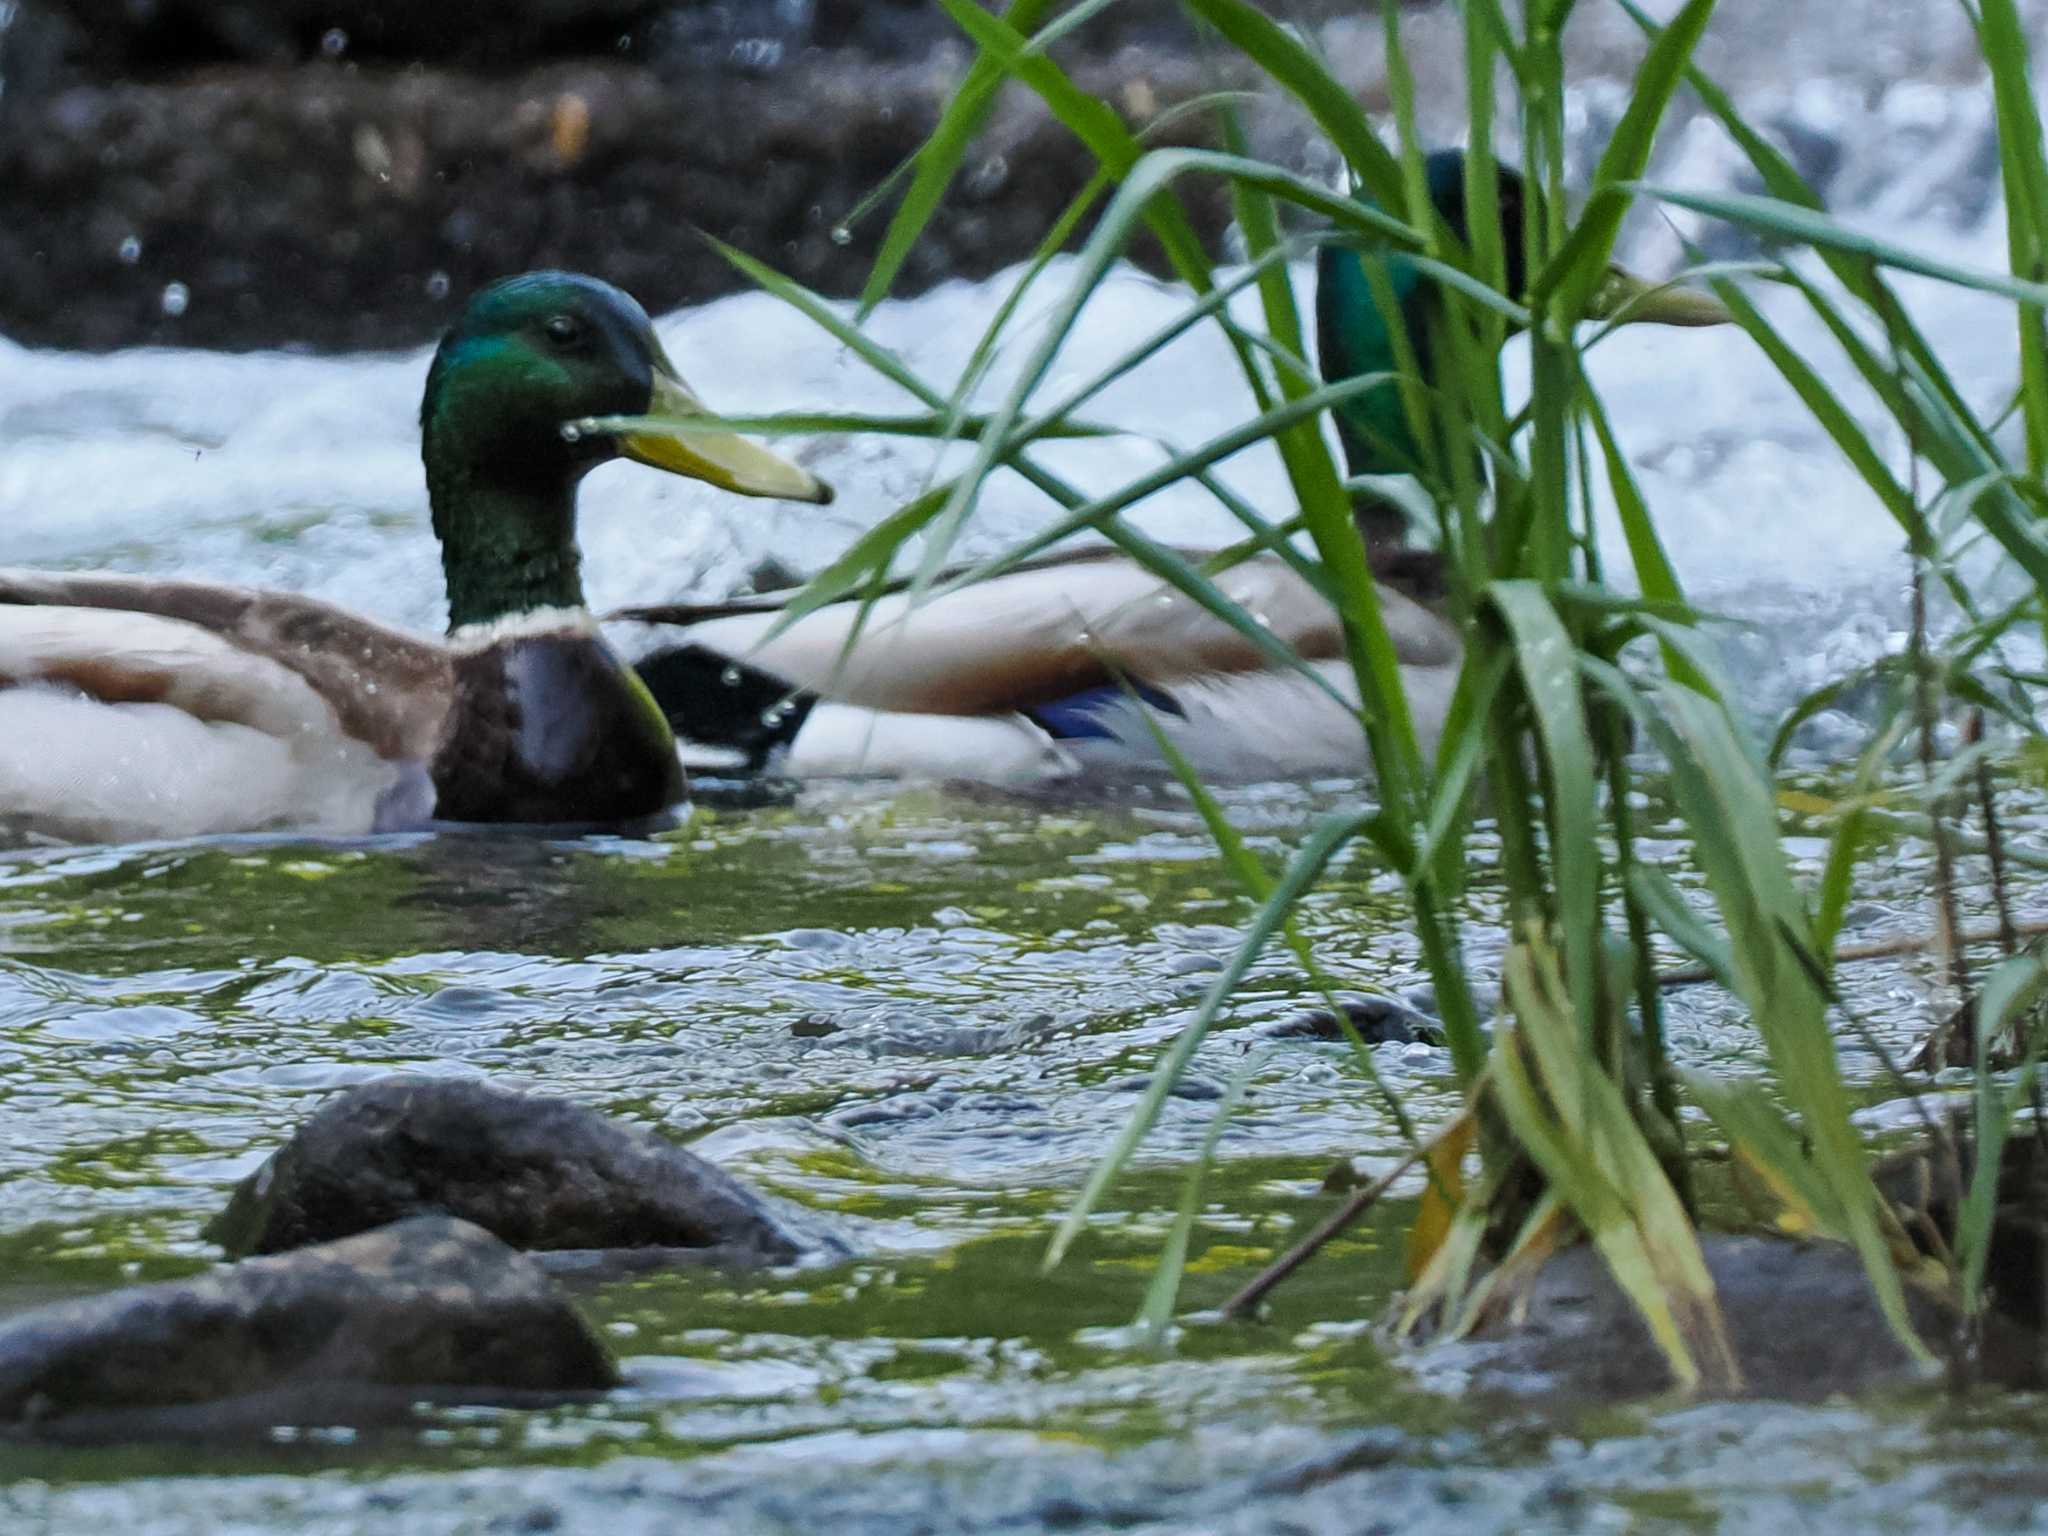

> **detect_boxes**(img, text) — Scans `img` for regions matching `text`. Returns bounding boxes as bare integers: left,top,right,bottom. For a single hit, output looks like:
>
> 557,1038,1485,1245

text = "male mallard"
618,152,1728,785
0,272,831,843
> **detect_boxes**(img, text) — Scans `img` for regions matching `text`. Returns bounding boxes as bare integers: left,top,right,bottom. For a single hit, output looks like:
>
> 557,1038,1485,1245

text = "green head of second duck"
420,271,832,633
1316,150,1727,549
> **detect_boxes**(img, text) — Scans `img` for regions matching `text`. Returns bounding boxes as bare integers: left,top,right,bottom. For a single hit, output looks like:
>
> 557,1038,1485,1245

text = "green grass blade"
1707,279,1925,541
1135,1057,1257,1342
579,409,1114,442
709,235,941,405
1044,810,1374,1270
1644,676,1930,1364
1489,581,1602,1041
1813,807,1875,958
1540,0,1717,321
1635,185,2048,311
1681,1071,1847,1235
936,168,1112,445
1957,951,2048,1313
1628,865,1735,983
1181,0,1404,209
1582,382,1708,692
1617,0,1991,445
859,0,1060,317
1974,0,2048,473
1494,935,1737,1391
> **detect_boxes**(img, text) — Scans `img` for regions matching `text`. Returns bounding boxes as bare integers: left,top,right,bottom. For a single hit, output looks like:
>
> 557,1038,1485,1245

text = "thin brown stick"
1969,720,2046,1131
1972,714,2021,962
1221,1147,1420,1320
1909,552,1974,1068
1653,917,2048,990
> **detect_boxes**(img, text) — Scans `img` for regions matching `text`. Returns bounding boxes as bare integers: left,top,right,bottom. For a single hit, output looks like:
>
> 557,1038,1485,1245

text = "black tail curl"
632,644,817,774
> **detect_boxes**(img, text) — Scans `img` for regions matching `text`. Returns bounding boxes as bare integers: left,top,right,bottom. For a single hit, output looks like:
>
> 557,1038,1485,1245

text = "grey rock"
206,1075,818,1264
1109,1072,1224,1101
1451,1234,2034,1401
1875,1130,2048,1332
0,1216,616,1429
1260,996,1441,1046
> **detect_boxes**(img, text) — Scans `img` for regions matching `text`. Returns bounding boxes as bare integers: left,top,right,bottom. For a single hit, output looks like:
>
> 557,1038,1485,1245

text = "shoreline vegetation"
659,0,2048,1393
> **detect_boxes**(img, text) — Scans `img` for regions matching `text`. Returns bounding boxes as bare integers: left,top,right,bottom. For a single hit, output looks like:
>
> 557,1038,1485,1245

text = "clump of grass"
639,0,2048,1386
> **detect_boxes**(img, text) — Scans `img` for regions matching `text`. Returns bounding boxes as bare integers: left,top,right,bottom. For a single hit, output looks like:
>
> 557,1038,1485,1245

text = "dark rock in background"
24,1,1371,71
0,1216,617,1430
207,1074,822,1263
0,0,1415,350
0,0,2008,352
0,51,1224,350
36,0,652,69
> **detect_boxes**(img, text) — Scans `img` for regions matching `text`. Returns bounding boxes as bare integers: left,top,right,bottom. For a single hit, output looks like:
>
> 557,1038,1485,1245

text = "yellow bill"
1590,262,1733,327
617,361,835,505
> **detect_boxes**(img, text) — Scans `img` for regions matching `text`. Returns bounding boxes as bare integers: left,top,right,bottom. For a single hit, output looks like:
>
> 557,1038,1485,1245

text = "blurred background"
0,0,2011,352
0,0,1368,350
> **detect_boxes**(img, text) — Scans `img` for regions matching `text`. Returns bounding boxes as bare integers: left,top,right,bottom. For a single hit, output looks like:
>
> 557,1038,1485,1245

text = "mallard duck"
617,152,1730,786
0,271,832,843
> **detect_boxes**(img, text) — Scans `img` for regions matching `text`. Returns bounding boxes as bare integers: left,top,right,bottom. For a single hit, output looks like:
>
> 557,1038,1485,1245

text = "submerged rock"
207,1075,819,1264
1875,1129,2048,1331
1260,995,1442,1046
1451,1234,2036,1401
0,1216,616,1430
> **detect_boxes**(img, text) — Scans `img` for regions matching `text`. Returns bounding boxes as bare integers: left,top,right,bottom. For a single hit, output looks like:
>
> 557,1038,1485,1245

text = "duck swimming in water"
0,271,832,844
618,152,1729,786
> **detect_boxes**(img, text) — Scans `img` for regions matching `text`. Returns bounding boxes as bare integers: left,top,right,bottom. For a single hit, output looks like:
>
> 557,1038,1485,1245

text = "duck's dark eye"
544,313,586,346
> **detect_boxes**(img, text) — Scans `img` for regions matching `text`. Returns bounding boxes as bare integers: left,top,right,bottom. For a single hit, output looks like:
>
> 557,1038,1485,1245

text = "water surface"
7,2,2048,1527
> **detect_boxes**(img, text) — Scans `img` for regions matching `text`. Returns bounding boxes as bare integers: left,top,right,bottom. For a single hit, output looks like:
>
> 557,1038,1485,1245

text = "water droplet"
965,154,1010,198
760,702,791,727
559,422,584,444
424,270,450,300
720,665,744,687
320,27,348,55
116,235,141,265
1154,594,1174,608
829,224,853,247
159,281,189,318
729,35,784,72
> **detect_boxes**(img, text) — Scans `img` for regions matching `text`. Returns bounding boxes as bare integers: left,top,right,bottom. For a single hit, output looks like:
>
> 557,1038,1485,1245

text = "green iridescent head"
420,271,831,630
1315,150,1728,495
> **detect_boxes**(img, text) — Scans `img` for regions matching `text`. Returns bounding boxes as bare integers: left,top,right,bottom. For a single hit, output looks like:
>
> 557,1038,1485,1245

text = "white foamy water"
0,0,2036,740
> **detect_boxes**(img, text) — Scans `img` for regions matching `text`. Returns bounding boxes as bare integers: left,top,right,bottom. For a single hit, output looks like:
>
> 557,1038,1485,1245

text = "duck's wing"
0,571,454,840
747,646,1461,789
0,569,455,762
621,553,1455,717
